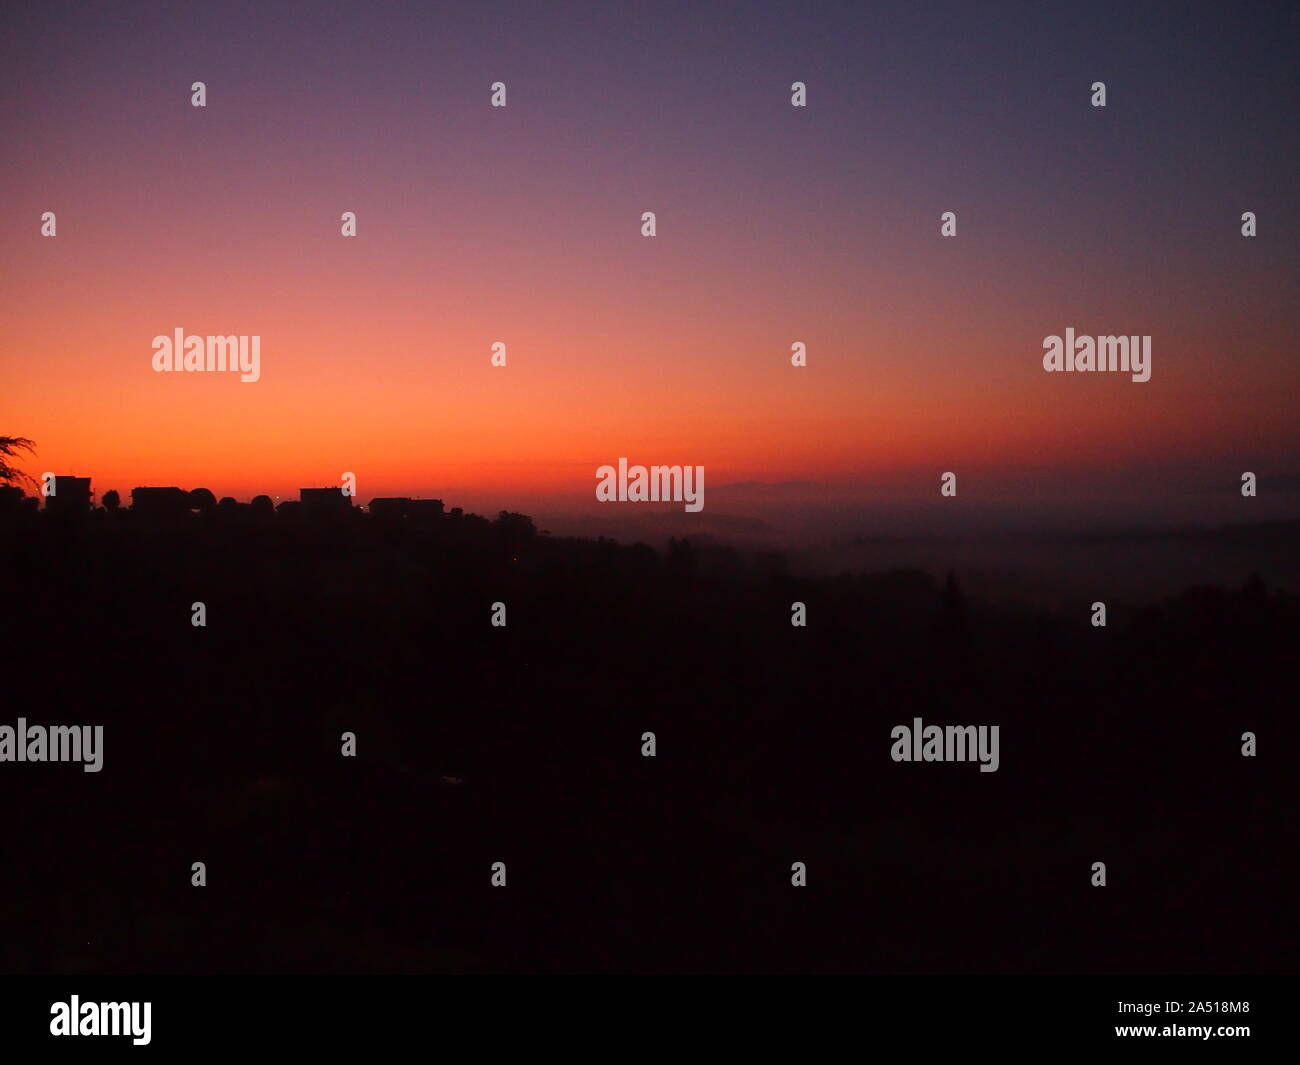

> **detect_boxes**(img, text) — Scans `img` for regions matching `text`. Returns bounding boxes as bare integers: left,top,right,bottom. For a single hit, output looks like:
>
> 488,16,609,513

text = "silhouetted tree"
0,436,36,489
942,571,966,614
494,510,537,546
251,495,274,514
667,536,696,578
188,487,217,512
102,489,121,511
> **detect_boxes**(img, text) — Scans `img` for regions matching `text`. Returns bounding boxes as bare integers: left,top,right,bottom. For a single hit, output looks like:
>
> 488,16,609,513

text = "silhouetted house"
45,474,92,513
369,497,403,519
300,487,353,515
369,497,444,520
131,486,189,518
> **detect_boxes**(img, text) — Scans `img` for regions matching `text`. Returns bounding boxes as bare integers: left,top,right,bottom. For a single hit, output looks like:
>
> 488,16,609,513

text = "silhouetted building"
0,485,25,511
131,486,189,518
300,487,353,514
369,497,444,520
188,487,217,512
45,475,91,513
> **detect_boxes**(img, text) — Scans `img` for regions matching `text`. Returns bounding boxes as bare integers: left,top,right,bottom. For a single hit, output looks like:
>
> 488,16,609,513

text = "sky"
2,0,1297,535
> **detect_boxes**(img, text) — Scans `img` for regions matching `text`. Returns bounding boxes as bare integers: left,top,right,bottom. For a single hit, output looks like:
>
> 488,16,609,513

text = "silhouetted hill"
0,501,1295,973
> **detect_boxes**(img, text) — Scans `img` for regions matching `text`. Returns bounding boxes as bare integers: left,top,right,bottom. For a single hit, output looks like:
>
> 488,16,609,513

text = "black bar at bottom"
0,975,1284,1053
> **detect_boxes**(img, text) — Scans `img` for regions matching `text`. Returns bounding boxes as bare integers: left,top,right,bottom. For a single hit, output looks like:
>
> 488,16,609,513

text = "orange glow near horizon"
3,21,1296,519
8,285,1296,508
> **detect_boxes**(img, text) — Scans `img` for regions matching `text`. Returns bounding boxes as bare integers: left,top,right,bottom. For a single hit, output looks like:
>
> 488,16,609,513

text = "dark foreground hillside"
1,503,1295,973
